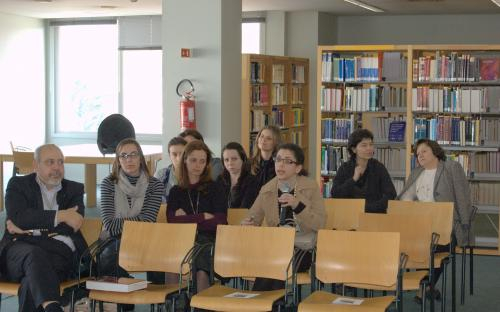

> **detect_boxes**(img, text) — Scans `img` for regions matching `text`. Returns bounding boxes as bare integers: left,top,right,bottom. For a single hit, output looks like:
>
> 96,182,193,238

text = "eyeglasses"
42,159,64,166
273,157,297,165
119,152,140,160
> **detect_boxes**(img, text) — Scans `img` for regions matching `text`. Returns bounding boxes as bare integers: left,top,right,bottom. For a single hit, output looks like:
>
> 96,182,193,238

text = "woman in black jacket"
330,129,396,213
217,142,259,208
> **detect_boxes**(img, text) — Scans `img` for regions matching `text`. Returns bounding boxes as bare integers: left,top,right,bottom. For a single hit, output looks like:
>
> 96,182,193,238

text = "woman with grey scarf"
98,138,163,286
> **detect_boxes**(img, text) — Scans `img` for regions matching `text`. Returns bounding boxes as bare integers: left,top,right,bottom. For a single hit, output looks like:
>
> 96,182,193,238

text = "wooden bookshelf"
316,44,500,252
241,54,309,164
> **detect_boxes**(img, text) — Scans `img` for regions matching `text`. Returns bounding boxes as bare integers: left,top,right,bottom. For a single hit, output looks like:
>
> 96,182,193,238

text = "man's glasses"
273,157,297,165
119,152,140,160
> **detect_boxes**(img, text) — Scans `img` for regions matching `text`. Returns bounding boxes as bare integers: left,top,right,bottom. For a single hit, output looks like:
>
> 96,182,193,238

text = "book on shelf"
86,276,149,292
479,58,500,81
388,121,406,143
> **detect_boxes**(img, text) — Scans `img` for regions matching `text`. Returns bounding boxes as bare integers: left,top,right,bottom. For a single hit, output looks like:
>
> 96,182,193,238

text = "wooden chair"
190,225,296,312
388,200,455,312
89,221,197,311
227,208,249,225
10,142,34,177
156,203,167,223
324,198,365,231
0,218,103,312
298,230,402,312
353,213,435,312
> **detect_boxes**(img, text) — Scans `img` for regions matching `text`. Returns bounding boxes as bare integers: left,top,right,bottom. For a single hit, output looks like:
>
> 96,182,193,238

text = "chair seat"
89,283,185,305
0,281,19,296
296,272,311,285
190,284,286,312
298,291,395,312
346,270,429,291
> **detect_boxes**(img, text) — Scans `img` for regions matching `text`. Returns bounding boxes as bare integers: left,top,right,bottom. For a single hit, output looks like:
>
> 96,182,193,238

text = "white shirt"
415,168,437,202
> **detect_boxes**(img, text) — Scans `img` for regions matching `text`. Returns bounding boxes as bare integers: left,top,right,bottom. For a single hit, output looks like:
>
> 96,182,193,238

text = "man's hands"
6,220,29,234
57,206,83,232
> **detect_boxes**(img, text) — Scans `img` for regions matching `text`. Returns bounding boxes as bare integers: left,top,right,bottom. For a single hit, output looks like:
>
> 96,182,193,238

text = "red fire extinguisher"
177,79,196,130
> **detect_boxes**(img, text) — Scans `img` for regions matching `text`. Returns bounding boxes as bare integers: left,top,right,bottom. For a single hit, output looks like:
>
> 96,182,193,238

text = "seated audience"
250,125,281,188
99,138,163,281
155,136,187,203
217,142,259,209
242,143,325,290
399,138,474,302
331,128,396,213
179,129,223,180
1,144,86,312
167,140,227,293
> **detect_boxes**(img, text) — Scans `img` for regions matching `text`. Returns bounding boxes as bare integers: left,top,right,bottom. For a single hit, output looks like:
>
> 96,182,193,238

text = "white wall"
162,0,242,164
265,11,286,56
337,14,500,44
0,13,44,149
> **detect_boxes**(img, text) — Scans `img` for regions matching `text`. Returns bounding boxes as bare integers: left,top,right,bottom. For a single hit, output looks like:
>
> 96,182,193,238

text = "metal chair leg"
460,247,466,305
470,246,474,295
452,251,456,312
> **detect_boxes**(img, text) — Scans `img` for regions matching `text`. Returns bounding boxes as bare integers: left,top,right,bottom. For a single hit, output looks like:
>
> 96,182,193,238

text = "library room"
0,0,499,311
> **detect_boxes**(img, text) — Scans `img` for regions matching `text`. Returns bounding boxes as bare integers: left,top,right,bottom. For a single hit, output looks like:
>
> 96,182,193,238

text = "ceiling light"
491,0,500,8
344,0,384,13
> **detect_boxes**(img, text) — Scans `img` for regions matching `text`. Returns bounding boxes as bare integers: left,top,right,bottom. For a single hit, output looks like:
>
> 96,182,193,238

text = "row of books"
291,86,304,105
291,64,305,83
320,177,405,198
291,108,304,126
250,62,265,83
370,117,406,143
320,86,407,112
411,86,500,113
251,110,269,132
271,85,287,105
321,51,407,82
271,108,285,128
272,64,285,83
470,182,500,206
321,117,354,143
373,148,407,172
320,145,349,176
251,85,268,106
413,52,500,82
414,117,500,146
449,152,500,175
290,130,303,146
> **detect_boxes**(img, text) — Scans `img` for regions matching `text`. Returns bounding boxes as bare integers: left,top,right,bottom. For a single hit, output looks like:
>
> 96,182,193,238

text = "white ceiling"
0,0,499,19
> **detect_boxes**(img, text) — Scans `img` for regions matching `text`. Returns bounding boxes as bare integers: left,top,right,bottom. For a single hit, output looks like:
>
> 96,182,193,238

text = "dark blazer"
216,173,259,209
331,158,397,213
398,160,474,247
0,173,87,260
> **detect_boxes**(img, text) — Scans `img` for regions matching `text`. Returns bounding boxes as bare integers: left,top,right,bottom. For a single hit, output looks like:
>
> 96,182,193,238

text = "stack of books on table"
86,276,149,292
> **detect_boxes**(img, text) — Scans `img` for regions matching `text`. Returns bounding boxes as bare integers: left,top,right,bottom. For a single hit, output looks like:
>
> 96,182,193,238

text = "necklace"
188,189,200,214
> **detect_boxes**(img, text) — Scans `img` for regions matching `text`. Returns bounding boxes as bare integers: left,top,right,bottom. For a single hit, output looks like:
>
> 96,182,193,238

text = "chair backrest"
80,218,103,245
157,204,167,223
324,198,365,230
315,230,400,287
227,208,249,225
10,142,34,176
214,225,295,280
388,200,453,245
119,221,197,274
358,213,432,268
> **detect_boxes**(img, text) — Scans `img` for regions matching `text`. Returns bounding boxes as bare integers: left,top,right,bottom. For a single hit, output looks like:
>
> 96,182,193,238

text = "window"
54,23,118,133
242,21,264,54
50,21,163,139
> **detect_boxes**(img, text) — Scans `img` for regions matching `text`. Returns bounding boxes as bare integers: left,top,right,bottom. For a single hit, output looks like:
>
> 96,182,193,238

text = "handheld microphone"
278,182,291,226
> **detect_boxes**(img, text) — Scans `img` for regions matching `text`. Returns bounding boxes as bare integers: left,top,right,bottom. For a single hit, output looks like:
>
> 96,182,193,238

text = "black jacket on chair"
0,173,87,266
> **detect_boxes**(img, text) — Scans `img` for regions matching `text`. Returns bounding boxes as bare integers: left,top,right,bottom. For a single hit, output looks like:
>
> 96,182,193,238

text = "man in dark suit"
0,144,86,312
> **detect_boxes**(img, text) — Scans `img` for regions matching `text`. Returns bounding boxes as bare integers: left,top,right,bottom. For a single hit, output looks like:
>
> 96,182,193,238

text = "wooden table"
0,144,162,210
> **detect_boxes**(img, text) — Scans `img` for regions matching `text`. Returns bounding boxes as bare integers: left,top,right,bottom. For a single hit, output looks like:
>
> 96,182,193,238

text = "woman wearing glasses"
167,140,226,293
331,128,396,213
98,138,163,284
242,143,325,290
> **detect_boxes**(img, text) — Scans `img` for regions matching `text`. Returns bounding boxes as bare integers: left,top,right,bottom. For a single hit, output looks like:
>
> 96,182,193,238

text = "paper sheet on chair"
332,297,364,305
224,292,260,298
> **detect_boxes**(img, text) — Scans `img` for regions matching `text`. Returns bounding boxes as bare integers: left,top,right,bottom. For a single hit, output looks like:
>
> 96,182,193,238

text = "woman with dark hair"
330,128,396,213
99,138,163,282
242,143,325,290
167,140,226,293
250,125,282,188
216,142,259,208
155,136,187,203
399,139,473,302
